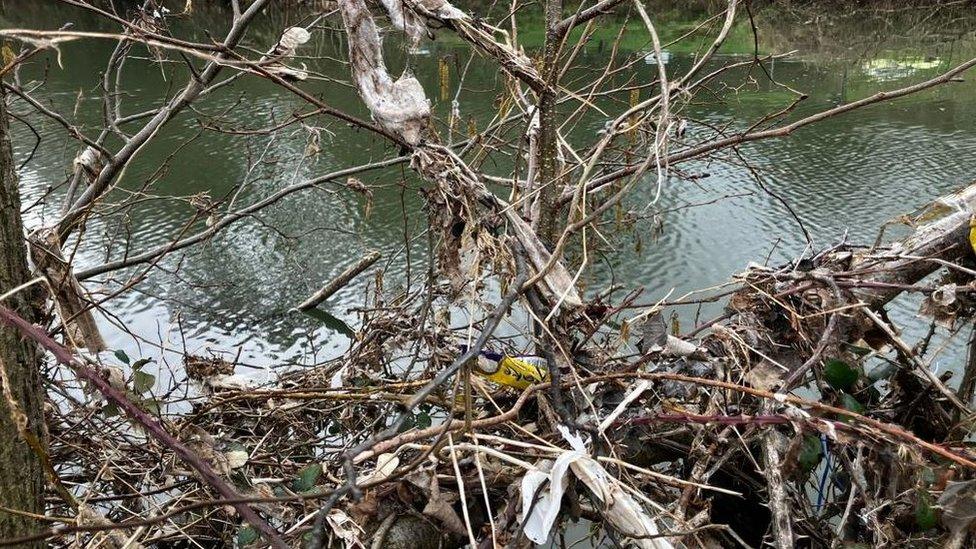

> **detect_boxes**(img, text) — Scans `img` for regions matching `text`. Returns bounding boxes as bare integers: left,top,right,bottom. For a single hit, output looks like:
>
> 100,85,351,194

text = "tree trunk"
0,81,46,546
535,0,564,246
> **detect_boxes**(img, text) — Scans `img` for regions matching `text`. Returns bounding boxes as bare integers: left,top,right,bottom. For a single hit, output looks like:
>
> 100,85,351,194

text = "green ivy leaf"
415,412,432,429
114,349,130,365
798,435,822,473
236,525,259,546
915,490,937,530
838,392,865,422
132,358,154,370
101,403,119,418
133,370,155,394
139,398,161,415
398,414,416,433
824,359,858,392
301,309,356,337
292,463,322,492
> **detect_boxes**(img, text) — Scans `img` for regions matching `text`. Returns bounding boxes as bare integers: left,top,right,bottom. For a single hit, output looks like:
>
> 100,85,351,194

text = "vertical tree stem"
0,78,46,548
535,0,564,245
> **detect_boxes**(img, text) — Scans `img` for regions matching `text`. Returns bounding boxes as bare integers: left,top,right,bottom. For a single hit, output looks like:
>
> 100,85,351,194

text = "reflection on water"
643,50,671,65
862,56,943,81
2,2,976,379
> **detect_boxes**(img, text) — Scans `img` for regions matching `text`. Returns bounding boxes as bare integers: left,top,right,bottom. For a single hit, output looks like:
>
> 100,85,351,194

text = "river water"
3,2,976,383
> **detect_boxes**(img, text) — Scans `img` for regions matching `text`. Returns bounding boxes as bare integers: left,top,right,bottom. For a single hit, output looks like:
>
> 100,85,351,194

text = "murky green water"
3,2,976,381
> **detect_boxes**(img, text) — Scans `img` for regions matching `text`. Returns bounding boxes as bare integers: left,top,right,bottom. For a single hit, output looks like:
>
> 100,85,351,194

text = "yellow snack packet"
476,354,549,390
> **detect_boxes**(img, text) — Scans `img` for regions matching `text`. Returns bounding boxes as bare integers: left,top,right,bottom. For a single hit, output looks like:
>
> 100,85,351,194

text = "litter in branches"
339,0,431,145
4,2,976,548
11,180,976,547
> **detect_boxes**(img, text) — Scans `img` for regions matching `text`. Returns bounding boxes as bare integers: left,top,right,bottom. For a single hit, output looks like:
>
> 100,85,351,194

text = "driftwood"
849,181,976,306
322,2,976,540
677,182,976,395
339,179,976,547
15,179,974,547
27,228,106,352
295,250,382,311
7,1,976,547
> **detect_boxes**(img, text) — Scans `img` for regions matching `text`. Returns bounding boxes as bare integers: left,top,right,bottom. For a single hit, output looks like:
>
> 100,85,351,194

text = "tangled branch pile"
1,0,976,548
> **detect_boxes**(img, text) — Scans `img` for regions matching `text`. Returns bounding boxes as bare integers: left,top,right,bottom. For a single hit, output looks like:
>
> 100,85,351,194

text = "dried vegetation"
1,0,976,548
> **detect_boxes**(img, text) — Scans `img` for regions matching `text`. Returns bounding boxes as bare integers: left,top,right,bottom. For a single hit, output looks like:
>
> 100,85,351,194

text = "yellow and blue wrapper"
475,353,549,389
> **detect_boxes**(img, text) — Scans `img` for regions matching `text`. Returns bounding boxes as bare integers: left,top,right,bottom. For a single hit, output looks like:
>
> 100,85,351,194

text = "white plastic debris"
361,452,399,483
520,455,573,544
224,449,249,469
572,457,674,549
203,374,259,391
267,27,312,81
520,426,674,548
73,146,99,172
151,6,171,19
276,27,311,57
338,0,431,145
379,0,428,47
325,509,365,548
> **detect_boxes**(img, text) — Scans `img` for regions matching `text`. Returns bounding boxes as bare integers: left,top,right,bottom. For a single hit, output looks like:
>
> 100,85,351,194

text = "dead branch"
295,250,383,311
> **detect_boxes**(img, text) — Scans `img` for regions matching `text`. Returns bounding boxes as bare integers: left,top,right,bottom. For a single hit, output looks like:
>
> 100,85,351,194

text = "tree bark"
295,250,382,311
0,82,46,546
535,0,564,245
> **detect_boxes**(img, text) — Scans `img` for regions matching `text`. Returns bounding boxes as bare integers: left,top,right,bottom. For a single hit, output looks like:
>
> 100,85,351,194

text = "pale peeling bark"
761,431,795,548
507,204,583,307
295,250,382,311
523,108,542,224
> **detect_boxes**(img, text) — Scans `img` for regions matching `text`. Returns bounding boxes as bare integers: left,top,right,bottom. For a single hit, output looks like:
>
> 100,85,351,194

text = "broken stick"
294,250,381,311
